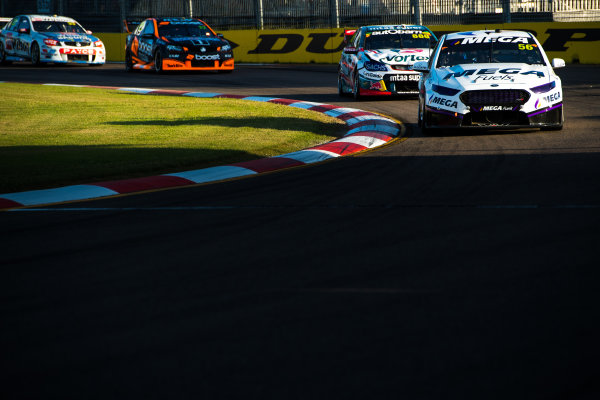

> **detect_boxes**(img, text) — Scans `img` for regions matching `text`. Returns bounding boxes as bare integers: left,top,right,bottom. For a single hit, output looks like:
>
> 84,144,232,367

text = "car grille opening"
63,41,91,47
67,54,89,61
460,89,530,106
191,60,217,68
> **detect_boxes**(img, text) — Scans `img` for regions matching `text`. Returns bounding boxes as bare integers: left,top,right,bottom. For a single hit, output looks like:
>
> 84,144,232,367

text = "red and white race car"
0,15,105,66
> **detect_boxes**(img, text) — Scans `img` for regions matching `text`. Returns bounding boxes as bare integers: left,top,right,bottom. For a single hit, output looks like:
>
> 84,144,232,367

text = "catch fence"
1,0,599,32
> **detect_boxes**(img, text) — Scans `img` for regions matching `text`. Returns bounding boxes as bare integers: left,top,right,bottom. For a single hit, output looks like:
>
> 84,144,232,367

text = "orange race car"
124,17,234,73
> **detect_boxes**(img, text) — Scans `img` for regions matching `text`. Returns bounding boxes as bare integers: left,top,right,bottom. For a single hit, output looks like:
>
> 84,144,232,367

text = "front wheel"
420,101,431,135
353,73,361,100
153,51,163,74
125,50,134,72
31,42,41,66
338,72,348,97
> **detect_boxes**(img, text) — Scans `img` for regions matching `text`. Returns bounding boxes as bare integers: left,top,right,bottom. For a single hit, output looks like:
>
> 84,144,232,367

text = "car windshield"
157,22,214,38
33,21,86,34
365,31,432,50
437,36,545,67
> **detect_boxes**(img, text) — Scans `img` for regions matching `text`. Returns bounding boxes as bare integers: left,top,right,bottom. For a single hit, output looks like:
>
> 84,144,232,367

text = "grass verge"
0,83,345,193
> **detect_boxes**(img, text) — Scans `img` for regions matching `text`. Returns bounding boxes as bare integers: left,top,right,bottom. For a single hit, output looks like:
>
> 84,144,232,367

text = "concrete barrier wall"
97,22,600,65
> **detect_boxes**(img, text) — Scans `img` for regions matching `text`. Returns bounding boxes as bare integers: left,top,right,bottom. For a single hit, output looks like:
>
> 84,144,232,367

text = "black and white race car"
338,24,437,99
413,29,565,131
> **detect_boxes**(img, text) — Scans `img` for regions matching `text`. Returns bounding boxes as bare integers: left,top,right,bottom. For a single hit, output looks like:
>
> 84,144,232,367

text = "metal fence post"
119,0,126,32
412,0,422,25
503,0,512,23
255,0,264,30
330,0,340,28
188,0,193,18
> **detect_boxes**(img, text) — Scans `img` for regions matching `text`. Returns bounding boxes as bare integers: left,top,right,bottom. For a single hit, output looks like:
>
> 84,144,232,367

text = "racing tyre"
353,73,361,100
541,108,564,131
0,42,11,65
125,51,134,73
31,42,42,66
153,51,163,74
338,72,348,97
420,102,431,135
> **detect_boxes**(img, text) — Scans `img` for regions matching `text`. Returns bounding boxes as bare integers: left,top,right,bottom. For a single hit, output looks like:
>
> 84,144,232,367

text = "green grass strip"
0,83,344,193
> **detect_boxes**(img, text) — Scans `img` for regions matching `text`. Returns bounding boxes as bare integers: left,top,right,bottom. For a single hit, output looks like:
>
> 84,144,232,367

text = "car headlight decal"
530,81,556,94
432,84,460,96
221,44,231,52
93,40,104,48
167,45,183,52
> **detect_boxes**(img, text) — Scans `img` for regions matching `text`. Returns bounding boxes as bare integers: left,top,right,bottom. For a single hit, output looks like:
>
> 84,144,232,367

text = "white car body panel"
0,15,105,65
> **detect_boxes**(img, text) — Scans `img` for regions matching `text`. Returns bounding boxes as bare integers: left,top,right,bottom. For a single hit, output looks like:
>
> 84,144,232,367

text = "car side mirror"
344,46,357,55
18,28,30,34
551,58,565,69
217,33,224,39
86,30,93,34
412,61,430,73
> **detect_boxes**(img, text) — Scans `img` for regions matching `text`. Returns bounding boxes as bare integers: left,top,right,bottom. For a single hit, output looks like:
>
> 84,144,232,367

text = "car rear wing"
343,29,356,45
123,18,145,33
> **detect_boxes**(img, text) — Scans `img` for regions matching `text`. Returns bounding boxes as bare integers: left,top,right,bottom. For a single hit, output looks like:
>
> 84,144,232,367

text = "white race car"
338,24,437,99
0,15,105,66
413,29,564,131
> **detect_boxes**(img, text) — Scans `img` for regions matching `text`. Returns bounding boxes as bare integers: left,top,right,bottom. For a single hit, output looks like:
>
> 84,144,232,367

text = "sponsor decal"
430,95,458,108
166,63,183,67
544,92,561,102
370,81,385,91
14,40,29,53
390,74,420,82
363,71,384,79
195,54,220,60
371,30,431,36
138,41,152,55
444,67,545,80
384,54,429,63
479,106,515,111
459,36,529,44
60,48,94,55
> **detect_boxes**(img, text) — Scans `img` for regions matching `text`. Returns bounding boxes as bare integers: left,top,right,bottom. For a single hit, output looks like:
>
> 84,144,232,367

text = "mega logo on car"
413,29,565,131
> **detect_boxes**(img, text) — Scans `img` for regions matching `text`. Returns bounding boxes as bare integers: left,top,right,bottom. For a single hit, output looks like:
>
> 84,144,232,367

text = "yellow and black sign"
97,22,600,64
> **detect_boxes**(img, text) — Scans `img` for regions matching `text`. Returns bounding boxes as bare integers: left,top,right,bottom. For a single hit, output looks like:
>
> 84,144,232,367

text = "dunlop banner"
98,22,600,64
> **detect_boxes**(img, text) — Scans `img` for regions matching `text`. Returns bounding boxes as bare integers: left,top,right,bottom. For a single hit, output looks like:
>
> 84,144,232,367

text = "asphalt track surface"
1,64,600,399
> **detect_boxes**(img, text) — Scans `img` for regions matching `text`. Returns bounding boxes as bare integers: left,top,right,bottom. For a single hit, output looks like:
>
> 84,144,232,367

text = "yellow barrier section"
98,22,600,64
95,32,127,62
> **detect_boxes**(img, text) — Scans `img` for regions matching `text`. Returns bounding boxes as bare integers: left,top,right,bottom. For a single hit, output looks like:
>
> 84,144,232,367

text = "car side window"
142,21,154,36
18,17,30,33
351,30,361,48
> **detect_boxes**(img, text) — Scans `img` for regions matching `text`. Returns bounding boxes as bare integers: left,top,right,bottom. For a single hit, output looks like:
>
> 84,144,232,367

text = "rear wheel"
153,51,163,74
30,42,41,66
0,42,11,65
